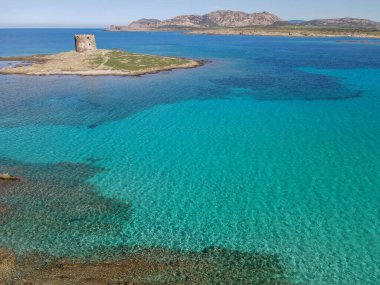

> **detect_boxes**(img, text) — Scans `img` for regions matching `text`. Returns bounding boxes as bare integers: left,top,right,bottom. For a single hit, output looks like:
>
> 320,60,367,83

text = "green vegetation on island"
88,50,191,71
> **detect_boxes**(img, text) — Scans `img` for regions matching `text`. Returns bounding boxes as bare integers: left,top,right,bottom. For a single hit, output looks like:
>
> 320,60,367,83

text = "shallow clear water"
0,29,380,284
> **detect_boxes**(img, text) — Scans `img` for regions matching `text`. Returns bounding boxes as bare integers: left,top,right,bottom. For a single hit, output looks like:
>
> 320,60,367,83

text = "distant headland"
109,10,380,38
0,34,202,76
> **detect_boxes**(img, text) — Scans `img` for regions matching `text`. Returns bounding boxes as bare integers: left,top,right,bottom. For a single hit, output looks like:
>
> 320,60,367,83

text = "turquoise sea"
0,29,380,284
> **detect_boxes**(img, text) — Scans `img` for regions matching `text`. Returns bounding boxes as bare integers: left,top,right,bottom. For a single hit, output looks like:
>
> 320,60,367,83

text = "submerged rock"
0,248,16,283
0,246,291,285
0,173,19,181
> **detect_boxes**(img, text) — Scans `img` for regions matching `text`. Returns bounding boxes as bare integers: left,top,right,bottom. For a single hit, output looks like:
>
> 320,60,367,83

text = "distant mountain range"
301,17,380,29
109,10,380,31
111,10,282,30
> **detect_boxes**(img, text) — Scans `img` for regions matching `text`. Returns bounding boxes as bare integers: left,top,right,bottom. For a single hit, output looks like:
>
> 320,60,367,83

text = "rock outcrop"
0,173,19,181
113,10,282,30
205,10,282,27
127,18,161,29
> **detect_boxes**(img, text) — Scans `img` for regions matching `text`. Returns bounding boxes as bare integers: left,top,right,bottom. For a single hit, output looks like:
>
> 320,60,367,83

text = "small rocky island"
0,34,202,76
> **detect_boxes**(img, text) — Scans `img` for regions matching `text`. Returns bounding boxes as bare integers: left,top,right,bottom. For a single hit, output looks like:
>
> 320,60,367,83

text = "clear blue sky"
1,0,380,28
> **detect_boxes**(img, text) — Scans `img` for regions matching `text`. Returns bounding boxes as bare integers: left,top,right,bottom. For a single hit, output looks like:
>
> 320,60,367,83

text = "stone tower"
74,34,96,52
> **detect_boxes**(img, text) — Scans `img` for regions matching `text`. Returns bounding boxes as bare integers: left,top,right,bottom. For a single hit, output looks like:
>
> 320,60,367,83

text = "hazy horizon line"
1,8,380,29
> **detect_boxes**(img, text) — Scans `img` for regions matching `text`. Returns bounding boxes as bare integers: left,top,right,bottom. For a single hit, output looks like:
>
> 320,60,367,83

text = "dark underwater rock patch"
213,70,362,101
1,246,291,285
0,204,11,225
0,157,131,257
88,123,98,129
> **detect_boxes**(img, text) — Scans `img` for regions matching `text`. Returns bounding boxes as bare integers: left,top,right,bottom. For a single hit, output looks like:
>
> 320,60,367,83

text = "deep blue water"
0,29,380,284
